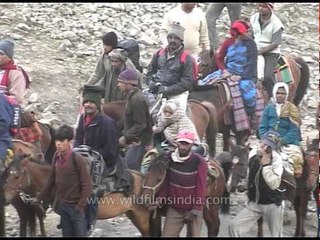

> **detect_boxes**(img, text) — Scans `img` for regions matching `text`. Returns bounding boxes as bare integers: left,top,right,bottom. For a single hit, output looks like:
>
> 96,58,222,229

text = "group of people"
0,2,308,238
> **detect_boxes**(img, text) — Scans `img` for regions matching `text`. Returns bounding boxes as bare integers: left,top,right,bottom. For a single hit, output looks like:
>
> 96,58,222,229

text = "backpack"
157,48,199,83
72,146,106,195
118,39,143,73
2,65,31,89
3,95,21,137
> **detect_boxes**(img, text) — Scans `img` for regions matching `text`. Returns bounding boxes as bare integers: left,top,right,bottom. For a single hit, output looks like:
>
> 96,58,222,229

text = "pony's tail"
201,101,218,157
220,190,230,214
293,57,310,106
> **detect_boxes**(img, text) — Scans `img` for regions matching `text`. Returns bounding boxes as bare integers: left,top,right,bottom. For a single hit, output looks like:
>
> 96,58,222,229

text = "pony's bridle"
8,168,33,203
142,171,167,198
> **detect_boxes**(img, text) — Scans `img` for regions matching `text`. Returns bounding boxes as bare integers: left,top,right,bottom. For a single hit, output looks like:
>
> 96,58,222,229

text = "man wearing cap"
86,32,118,86
0,39,27,106
259,82,303,178
229,130,285,237
146,22,194,113
155,129,208,237
117,69,153,171
74,84,120,232
250,3,284,97
160,3,209,59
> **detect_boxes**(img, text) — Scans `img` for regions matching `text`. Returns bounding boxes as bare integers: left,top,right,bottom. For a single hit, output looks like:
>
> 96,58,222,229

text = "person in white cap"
155,129,208,237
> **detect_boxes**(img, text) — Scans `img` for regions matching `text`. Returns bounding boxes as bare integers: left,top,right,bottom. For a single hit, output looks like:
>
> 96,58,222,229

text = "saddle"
274,55,301,102
97,158,134,198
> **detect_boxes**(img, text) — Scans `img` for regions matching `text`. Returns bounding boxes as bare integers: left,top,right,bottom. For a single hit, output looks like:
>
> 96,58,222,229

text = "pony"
103,99,219,157
3,154,152,236
225,138,319,237
0,134,56,237
189,49,310,151
140,150,226,236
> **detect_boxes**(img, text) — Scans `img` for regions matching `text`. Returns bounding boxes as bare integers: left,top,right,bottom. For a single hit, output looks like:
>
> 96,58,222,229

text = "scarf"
280,101,301,127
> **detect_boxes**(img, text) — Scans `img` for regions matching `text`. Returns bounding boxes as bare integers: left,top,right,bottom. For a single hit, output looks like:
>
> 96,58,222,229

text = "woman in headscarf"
259,82,303,177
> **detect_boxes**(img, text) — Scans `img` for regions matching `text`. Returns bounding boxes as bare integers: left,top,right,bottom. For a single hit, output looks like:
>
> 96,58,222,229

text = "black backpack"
72,146,106,195
118,39,143,73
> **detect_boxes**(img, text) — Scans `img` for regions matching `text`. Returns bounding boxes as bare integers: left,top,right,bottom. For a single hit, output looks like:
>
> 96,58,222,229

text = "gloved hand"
158,85,165,94
149,81,162,94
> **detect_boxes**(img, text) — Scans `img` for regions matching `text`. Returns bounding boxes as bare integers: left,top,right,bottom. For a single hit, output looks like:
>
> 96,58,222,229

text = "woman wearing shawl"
259,82,303,177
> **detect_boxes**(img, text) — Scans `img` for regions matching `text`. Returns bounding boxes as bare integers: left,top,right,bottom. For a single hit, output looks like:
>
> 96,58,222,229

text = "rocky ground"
0,2,318,237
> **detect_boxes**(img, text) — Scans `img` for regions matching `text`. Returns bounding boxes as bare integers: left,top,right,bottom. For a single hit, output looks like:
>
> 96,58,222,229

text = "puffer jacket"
146,47,193,97
0,93,14,159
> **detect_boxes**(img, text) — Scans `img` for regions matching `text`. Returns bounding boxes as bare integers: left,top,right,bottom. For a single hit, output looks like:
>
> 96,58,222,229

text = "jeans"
124,145,146,171
259,53,280,97
57,202,87,237
85,194,99,229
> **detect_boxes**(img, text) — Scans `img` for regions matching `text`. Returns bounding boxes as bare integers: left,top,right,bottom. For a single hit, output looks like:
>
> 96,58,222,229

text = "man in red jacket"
158,129,208,237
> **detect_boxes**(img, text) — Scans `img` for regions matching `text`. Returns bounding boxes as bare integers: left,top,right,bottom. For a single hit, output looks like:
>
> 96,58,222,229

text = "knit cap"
167,22,185,41
0,39,14,59
118,69,139,86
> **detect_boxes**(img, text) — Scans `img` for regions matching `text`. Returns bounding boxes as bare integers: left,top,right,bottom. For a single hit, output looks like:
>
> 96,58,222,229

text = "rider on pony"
152,99,202,150
259,82,303,178
198,20,261,133
0,39,43,156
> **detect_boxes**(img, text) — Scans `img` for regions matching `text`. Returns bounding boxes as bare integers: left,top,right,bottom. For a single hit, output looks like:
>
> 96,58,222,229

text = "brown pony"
140,150,226,236
226,138,319,237
6,140,48,237
189,50,310,150
3,154,152,236
103,99,219,157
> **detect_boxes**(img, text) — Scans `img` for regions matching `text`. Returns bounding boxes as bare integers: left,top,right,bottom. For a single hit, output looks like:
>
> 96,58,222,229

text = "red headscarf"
230,20,250,37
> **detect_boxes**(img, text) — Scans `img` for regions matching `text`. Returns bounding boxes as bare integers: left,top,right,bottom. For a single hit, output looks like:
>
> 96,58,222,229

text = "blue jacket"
0,93,14,159
226,38,257,82
259,103,302,146
74,112,120,168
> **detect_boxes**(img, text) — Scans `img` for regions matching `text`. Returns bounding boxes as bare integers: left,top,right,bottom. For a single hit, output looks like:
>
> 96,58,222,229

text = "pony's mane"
13,139,36,150
148,151,171,172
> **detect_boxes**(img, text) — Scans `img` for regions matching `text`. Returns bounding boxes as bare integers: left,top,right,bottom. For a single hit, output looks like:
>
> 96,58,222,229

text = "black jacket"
75,112,119,167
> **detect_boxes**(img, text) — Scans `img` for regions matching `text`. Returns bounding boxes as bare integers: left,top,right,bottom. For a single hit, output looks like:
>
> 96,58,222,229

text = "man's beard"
178,149,190,157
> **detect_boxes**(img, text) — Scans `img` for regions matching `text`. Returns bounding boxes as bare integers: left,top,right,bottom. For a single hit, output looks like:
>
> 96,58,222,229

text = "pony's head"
141,149,171,208
197,49,217,80
3,154,32,204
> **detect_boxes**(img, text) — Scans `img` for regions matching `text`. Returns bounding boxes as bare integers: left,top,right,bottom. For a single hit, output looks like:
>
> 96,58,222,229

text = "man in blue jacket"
0,92,15,173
